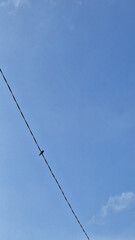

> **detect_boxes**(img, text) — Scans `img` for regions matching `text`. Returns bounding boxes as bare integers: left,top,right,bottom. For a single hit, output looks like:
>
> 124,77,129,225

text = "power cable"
0,69,91,240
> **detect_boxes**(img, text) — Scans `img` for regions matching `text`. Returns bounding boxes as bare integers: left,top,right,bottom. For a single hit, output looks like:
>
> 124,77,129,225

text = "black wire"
0,69,91,240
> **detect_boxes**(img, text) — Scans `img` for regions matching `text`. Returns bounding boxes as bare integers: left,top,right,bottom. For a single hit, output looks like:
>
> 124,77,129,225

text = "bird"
39,150,44,156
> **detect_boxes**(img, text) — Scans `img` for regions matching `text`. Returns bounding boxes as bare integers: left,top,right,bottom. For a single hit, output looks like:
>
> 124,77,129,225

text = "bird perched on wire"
39,150,44,156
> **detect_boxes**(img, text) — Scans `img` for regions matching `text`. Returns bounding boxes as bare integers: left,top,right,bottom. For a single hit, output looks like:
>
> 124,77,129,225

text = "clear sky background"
0,0,135,239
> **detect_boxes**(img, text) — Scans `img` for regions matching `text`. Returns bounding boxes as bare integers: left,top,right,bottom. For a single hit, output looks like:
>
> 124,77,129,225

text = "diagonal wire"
0,69,90,240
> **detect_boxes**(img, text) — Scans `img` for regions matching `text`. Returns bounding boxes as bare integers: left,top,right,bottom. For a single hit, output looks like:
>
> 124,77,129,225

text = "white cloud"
101,192,135,216
0,0,29,8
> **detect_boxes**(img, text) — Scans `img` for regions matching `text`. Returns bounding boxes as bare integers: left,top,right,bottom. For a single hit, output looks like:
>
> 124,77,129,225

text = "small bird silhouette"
39,150,44,156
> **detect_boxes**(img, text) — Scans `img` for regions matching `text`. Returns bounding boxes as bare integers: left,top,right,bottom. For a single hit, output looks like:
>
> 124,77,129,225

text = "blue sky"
0,0,135,239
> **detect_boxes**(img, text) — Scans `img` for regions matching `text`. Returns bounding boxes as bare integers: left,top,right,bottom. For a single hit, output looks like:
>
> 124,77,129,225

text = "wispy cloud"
0,0,9,7
12,0,28,8
0,0,29,9
49,0,60,7
101,192,135,216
